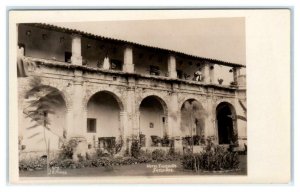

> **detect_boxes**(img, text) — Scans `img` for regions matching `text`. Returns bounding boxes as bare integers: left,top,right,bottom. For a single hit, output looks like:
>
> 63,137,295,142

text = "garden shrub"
131,139,141,158
58,138,78,160
181,146,240,171
95,149,110,158
152,149,166,161
19,157,47,171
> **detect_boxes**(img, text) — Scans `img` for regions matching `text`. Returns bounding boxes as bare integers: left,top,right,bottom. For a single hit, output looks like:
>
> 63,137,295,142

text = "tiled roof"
24,23,245,68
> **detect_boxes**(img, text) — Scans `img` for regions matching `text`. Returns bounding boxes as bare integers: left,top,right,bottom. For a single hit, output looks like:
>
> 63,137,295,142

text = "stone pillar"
69,70,85,137
205,92,217,144
168,84,183,153
203,64,210,84
168,54,177,78
102,56,110,70
125,78,136,153
71,34,82,65
233,67,241,84
123,45,134,73
209,64,215,84
119,111,127,154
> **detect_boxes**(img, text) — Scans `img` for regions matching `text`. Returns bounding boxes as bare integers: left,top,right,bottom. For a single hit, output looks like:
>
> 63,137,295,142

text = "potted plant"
161,135,170,147
151,135,161,147
218,78,224,85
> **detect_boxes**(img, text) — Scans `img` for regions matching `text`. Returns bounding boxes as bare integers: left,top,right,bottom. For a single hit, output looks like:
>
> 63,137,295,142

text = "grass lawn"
19,155,247,177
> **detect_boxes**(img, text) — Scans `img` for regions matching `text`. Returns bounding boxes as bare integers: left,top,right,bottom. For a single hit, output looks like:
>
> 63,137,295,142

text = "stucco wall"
19,85,66,153
17,24,247,154
133,47,168,77
86,92,121,143
139,97,166,146
18,24,72,62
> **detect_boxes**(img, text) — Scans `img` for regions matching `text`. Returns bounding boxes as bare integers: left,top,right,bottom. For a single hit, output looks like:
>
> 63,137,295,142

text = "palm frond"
27,132,41,139
26,123,41,130
236,115,247,121
238,100,247,112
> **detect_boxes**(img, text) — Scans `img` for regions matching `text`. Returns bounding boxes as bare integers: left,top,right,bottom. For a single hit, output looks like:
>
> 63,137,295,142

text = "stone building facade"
17,23,247,157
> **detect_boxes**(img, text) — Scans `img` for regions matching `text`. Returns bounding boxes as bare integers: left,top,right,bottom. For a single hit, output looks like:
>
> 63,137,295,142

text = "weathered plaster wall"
86,92,121,141
18,79,67,153
18,25,72,62
139,97,166,146
133,47,168,76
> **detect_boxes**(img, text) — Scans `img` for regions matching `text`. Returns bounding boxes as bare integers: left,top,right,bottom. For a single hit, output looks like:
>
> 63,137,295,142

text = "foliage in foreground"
181,146,240,171
19,148,181,171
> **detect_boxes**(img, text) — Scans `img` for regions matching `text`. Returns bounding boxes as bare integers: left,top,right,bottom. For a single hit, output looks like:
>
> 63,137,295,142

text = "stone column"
123,45,134,73
203,64,210,84
168,54,177,78
102,56,110,70
125,78,136,153
70,69,88,161
168,84,183,153
205,92,217,144
71,34,82,65
119,111,127,154
209,64,215,84
69,70,85,137
233,67,241,84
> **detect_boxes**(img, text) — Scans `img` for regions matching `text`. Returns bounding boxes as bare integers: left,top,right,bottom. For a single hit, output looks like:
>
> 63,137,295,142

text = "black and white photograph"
8,9,291,184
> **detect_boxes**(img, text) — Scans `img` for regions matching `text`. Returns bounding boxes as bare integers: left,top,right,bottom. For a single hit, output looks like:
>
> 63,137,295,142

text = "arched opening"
216,102,237,145
22,86,67,152
180,99,206,145
139,96,167,147
87,91,123,149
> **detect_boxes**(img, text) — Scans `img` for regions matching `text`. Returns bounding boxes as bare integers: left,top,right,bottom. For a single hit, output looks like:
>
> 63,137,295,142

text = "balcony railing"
21,56,238,90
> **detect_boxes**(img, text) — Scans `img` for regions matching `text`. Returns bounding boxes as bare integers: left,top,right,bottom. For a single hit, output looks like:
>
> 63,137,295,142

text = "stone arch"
36,78,72,111
138,95,168,147
178,96,202,110
87,90,124,112
86,90,125,148
216,101,238,145
136,93,168,115
84,87,125,113
180,98,206,145
20,84,68,152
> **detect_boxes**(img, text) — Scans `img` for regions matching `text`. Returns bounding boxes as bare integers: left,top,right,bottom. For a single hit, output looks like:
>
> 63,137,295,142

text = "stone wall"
18,56,246,156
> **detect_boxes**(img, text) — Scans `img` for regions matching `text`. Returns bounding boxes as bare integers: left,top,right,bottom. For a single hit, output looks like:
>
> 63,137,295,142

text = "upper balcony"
17,23,246,91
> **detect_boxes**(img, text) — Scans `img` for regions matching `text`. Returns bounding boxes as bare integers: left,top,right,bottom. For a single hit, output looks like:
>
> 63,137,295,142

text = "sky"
51,17,246,65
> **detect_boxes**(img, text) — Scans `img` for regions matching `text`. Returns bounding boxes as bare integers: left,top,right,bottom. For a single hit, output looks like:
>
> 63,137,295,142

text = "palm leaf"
236,115,247,121
238,100,247,113
26,123,41,130
27,132,41,139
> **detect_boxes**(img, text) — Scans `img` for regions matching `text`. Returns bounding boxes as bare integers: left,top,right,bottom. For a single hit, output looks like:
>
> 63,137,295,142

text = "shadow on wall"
180,99,207,138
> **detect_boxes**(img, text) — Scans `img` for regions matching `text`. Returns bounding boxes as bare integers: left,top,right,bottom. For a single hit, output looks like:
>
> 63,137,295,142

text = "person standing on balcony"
194,69,202,81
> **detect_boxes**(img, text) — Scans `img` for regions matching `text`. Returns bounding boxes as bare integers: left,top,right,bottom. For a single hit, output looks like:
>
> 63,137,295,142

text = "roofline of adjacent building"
21,23,246,68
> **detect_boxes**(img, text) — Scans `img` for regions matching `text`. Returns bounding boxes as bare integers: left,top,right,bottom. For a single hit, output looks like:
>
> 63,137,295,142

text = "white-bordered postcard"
9,9,291,184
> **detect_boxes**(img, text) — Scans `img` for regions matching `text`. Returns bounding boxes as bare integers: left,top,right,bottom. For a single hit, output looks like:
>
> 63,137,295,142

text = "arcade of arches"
20,88,240,153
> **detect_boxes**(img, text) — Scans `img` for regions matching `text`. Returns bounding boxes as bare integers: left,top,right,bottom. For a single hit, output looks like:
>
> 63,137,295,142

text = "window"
149,65,160,76
110,59,122,70
177,70,183,79
65,52,72,63
87,118,96,133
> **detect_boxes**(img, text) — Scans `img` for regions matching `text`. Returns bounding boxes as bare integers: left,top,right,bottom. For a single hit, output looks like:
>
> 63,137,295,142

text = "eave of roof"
24,23,246,68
